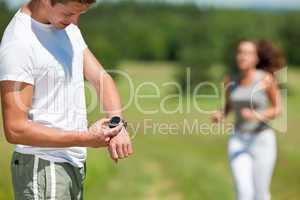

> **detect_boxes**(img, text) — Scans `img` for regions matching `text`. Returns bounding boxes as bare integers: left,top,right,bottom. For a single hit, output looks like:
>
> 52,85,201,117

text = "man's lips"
59,21,69,26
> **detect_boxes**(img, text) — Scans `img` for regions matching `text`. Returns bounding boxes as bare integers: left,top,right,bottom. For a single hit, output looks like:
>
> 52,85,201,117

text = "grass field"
0,62,299,200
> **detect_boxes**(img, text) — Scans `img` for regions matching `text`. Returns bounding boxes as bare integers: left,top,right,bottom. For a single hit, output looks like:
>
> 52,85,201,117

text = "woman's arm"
241,73,282,122
212,75,232,123
258,73,282,121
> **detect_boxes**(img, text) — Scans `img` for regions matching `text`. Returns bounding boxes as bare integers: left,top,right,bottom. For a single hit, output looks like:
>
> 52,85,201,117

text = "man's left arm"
83,48,133,162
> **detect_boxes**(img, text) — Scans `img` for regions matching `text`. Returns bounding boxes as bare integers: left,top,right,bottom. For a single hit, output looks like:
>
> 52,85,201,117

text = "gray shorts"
11,151,86,200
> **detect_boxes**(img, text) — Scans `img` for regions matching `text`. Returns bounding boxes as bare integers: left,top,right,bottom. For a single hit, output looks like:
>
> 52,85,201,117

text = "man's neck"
21,0,51,24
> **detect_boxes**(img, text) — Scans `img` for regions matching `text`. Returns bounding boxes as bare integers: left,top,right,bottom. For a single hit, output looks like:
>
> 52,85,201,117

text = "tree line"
0,1,299,90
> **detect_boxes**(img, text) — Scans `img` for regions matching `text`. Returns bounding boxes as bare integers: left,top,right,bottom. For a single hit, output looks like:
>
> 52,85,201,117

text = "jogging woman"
212,40,285,200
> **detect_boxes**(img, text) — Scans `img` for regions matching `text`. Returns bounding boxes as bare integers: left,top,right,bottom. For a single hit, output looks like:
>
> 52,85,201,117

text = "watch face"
109,116,121,128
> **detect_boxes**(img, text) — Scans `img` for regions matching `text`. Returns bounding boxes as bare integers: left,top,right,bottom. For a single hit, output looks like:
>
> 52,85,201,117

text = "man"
0,0,133,199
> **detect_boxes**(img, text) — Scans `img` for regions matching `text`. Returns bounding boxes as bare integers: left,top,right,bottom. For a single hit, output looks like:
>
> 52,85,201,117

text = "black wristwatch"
108,116,127,129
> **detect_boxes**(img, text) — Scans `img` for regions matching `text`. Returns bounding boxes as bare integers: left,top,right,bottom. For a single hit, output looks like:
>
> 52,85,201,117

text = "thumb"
104,123,123,137
99,118,111,126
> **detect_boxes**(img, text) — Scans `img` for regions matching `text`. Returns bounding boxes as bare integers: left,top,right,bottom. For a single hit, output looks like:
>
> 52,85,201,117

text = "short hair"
50,0,96,5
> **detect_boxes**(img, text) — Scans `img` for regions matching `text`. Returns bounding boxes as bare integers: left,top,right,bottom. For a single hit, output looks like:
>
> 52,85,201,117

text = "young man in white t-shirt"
0,0,133,199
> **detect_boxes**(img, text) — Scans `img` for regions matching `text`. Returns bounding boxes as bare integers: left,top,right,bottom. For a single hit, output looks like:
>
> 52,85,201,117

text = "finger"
116,144,124,159
99,118,111,125
122,144,128,157
105,123,123,137
107,148,118,163
127,143,133,155
105,137,110,143
104,124,123,137
93,118,110,130
108,143,118,160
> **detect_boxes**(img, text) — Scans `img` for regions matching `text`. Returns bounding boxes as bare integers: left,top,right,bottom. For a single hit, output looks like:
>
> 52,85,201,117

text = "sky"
4,0,300,10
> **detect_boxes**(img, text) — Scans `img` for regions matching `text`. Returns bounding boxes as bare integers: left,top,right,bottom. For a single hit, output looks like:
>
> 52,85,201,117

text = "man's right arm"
0,81,121,148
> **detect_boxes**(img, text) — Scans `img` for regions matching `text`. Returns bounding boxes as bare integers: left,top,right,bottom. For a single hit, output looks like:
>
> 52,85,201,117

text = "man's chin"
55,23,69,29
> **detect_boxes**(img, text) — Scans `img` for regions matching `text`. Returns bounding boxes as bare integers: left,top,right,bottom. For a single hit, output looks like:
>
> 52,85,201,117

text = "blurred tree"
0,0,295,87
281,13,300,66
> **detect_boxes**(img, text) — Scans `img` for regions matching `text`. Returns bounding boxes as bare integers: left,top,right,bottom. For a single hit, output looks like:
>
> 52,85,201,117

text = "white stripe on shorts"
33,156,39,200
50,161,56,200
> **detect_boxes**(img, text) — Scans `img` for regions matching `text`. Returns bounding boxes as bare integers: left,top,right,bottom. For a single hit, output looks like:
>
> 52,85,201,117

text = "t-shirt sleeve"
73,25,88,51
0,42,35,85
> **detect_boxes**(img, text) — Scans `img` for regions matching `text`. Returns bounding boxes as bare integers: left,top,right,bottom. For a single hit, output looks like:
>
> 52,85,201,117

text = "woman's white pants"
228,129,277,200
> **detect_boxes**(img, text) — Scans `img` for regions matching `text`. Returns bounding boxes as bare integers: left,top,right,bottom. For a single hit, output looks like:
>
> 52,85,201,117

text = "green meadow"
0,62,299,200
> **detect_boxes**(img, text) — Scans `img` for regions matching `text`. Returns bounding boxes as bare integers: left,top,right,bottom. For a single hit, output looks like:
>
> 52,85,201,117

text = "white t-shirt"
0,10,89,167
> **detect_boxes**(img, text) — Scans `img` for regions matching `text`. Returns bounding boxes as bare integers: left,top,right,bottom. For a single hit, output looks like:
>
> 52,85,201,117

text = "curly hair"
256,40,286,74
